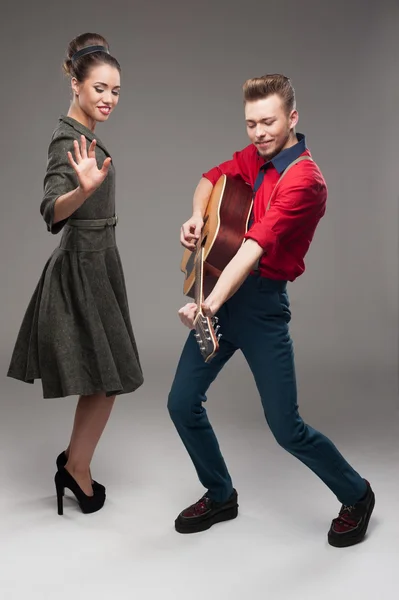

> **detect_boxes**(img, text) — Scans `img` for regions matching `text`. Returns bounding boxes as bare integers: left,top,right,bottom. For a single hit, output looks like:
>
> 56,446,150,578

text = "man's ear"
290,109,299,129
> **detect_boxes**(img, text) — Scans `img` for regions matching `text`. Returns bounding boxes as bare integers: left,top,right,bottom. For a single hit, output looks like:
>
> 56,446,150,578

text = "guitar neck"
191,232,221,363
194,245,204,309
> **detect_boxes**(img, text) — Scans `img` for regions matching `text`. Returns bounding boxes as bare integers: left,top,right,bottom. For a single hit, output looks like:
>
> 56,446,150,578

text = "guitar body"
181,175,253,299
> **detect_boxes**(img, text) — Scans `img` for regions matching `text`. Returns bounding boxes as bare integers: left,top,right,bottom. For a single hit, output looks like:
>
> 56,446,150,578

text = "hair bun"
62,58,73,76
62,32,120,81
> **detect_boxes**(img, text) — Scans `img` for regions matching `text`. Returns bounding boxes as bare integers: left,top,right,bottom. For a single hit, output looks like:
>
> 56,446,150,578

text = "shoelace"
193,497,210,514
336,504,357,526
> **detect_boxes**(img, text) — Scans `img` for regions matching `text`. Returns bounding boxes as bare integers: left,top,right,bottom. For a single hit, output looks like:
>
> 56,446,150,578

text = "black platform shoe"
175,489,239,533
56,451,105,495
54,467,106,515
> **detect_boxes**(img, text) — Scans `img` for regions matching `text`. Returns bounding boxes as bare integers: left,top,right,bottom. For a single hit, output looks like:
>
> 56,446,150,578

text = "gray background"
0,1,398,599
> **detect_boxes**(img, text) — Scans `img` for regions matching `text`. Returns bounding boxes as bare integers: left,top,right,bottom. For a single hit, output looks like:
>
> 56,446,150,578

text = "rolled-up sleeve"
202,145,254,186
40,133,78,234
244,175,327,257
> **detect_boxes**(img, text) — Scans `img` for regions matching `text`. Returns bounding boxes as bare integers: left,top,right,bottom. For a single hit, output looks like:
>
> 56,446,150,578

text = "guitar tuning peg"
217,334,222,341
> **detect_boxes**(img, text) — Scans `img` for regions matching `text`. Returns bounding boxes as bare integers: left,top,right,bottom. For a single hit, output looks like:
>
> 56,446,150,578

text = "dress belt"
67,214,118,229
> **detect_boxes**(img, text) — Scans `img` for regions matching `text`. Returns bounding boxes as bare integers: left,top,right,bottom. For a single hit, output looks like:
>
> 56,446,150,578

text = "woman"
7,33,143,515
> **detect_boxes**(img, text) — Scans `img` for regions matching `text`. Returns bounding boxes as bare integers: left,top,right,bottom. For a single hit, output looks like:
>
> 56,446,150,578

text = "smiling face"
70,63,121,129
245,93,298,160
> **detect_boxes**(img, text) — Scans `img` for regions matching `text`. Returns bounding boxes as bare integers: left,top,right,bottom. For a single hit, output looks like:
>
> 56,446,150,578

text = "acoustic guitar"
180,174,253,362
180,155,312,362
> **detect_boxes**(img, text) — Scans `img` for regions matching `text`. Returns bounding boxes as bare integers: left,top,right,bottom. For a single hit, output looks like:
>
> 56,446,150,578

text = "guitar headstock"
193,314,221,363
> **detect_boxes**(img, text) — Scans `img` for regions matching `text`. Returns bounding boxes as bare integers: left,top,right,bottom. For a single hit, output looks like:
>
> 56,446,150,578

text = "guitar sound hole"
186,251,195,278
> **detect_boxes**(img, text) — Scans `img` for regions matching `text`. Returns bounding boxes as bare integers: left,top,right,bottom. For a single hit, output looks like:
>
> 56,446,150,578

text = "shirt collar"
59,115,110,156
260,133,307,174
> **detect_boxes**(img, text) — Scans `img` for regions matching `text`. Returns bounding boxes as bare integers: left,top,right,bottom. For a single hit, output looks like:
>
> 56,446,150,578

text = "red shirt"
202,134,327,281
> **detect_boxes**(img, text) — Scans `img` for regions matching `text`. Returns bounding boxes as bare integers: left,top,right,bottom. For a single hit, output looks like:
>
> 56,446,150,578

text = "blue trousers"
168,274,367,506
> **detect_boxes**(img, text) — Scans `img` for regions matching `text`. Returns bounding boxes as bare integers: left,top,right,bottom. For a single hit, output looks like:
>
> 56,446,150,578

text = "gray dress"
7,115,144,398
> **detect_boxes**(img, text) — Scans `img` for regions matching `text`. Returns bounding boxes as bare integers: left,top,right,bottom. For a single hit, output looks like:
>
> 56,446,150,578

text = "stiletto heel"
56,451,106,495
54,472,64,516
54,467,106,515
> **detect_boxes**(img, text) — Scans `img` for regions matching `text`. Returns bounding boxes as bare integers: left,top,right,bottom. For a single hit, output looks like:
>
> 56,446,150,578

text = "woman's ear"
71,77,80,97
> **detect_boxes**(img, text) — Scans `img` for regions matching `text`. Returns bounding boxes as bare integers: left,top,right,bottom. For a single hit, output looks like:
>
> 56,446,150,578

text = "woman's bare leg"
64,392,116,495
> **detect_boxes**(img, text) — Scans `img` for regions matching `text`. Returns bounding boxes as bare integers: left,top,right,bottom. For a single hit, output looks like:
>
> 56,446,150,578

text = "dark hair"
63,32,121,82
242,74,296,114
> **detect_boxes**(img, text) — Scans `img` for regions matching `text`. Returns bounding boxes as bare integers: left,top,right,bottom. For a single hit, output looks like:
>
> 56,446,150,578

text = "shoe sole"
175,504,238,534
328,492,375,548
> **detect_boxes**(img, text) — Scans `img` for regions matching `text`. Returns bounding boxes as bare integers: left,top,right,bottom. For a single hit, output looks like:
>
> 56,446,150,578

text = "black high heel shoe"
55,467,106,515
56,451,106,495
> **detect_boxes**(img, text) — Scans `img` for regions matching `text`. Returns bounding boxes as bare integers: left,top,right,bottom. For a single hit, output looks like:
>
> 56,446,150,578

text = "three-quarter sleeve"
40,132,79,234
243,173,327,257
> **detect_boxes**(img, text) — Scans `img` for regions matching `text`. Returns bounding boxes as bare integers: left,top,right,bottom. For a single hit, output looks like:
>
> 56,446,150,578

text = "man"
167,74,374,547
